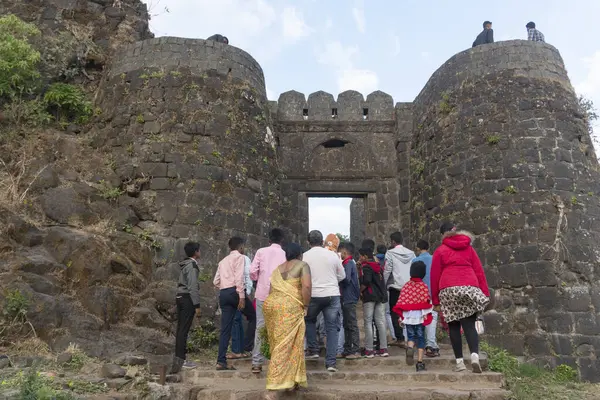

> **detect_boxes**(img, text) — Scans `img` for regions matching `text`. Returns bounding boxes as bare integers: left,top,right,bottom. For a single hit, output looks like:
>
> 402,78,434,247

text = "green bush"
554,364,578,382
2,98,52,127
2,289,29,320
187,321,218,352
0,15,41,98
19,369,76,400
43,83,93,124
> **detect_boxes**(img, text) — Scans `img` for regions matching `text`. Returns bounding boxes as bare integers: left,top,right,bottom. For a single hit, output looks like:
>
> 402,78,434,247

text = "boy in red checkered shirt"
392,261,433,372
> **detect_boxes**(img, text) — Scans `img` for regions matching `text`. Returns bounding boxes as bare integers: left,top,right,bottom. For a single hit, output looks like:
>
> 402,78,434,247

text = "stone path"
171,346,509,399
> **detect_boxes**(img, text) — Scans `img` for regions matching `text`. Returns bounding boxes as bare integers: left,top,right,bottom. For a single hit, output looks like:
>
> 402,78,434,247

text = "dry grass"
7,336,50,356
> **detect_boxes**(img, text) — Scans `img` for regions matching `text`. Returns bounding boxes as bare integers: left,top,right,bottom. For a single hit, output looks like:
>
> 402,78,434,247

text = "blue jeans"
305,296,341,368
406,324,426,349
231,310,244,354
425,310,439,350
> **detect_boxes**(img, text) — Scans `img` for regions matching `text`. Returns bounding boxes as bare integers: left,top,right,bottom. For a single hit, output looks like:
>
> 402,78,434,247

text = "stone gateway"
92,37,600,380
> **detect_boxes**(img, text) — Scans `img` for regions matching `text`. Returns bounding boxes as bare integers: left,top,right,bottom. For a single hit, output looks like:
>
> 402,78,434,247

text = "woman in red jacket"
430,222,490,374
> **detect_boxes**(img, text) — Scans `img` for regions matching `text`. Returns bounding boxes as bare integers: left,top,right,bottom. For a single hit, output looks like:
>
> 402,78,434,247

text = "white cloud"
576,51,600,97
421,51,431,59
316,40,378,95
338,69,379,95
266,86,275,100
147,0,277,50
351,0,366,34
324,18,333,30
309,198,352,236
281,6,312,40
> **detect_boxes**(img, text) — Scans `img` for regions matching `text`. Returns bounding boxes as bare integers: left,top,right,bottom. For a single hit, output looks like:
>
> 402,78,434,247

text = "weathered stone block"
562,287,592,312
524,261,557,286
139,162,168,177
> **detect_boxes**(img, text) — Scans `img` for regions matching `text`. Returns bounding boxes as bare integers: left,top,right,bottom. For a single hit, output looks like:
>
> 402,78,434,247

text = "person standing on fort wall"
472,21,494,47
249,229,287,374
430,222,490,374
526,22,545,42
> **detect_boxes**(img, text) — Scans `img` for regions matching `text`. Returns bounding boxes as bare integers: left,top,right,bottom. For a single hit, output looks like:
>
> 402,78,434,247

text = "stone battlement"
273,90,396,122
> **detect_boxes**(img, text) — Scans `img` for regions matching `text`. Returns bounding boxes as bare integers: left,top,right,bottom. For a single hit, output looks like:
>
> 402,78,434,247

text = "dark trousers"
217,288,256,366
175,294,195,360
388,288,405,341
448,313,479,359
342,302,360,355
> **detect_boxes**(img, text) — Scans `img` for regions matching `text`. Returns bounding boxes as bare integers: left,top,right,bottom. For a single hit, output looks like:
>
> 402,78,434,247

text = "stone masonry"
90,38,600,380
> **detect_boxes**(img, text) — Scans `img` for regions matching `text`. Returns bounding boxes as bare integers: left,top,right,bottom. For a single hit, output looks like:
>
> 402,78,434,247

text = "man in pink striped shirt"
214,236,256,370
249,228,286,373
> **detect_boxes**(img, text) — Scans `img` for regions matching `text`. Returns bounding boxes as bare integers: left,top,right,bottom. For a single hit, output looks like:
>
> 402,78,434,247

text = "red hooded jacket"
430,232,490,305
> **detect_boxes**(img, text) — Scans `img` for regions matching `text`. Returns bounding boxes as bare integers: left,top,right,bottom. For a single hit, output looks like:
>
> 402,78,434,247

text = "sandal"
216,363,236,371
251,365,262,374
226,353,242,359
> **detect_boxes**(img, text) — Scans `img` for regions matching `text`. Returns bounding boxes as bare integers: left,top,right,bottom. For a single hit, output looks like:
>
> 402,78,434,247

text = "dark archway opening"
322,139,350,149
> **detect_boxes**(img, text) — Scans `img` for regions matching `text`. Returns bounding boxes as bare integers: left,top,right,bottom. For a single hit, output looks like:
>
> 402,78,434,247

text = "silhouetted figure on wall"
207,34,229,44
472,21,494,48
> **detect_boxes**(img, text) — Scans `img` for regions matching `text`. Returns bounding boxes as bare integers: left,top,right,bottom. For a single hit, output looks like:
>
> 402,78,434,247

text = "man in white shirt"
303,230,346,372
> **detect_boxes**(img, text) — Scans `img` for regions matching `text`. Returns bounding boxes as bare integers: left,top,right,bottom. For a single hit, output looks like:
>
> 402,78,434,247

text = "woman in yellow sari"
263,243,312,395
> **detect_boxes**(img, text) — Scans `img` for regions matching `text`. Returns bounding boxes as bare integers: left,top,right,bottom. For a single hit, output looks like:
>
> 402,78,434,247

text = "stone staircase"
173,345,509,399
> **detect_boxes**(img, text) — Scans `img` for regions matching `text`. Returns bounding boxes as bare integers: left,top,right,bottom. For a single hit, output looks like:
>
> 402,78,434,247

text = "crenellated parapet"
274,90,395,122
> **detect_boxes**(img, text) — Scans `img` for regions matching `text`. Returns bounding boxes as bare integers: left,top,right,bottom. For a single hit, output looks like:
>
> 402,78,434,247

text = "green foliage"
504,185,517,194
18,369,75,400
438,91,453,114
554,364,578,383
43,83,93,124
2,98,52,127
197,271,212,282
0,15,41,99
187,321,218,352
336,233,350,242
571,196,578,205
578,95,598,136
486,135,500,145
259,327,270,360
2,289,29,320
411,158,425,175
482,342,588,400
98,180,124,200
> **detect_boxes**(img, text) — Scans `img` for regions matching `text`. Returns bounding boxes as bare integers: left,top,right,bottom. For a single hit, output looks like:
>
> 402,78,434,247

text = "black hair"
526,22,535,29
269,228,285,244
361,239,375,250
416,239,429,251
376,245,387,254
390,232,403,245
228,236,245,251
339,242,355,254
284,243,303,261
307,230,323,246
483,21,492,28
440,222,455,235
410,261,426,279
223,36,229,44
184,242,200,258
358,247,374,258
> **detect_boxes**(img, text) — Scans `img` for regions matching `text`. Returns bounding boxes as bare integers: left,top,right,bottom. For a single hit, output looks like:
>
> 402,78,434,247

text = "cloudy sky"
146,0,600,236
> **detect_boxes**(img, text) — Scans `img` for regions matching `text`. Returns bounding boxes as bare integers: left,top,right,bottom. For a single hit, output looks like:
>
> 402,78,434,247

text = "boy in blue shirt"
414,239,439,357
339,242,360,359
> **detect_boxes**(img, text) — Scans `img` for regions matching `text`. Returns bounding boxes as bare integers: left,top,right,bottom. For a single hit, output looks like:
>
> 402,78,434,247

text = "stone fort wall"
411,40,600,381
93,37,600,380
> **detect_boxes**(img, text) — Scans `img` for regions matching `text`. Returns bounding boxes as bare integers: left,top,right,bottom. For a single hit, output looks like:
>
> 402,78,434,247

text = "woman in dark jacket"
430,222,490,374
359,247,389,358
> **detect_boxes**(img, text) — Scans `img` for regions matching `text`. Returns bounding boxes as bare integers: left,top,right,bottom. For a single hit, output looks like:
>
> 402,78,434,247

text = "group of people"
172,223,491,396
472,20,545,47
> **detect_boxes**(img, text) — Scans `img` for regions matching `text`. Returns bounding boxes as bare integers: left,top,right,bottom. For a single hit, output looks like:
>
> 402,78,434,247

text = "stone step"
173,380,510,400
220,352,489,371
183,369,504,387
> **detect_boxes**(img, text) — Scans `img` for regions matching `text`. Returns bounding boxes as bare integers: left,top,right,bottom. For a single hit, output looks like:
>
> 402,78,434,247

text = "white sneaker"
471,353,482,373
453,360,467,372
327,366,338,372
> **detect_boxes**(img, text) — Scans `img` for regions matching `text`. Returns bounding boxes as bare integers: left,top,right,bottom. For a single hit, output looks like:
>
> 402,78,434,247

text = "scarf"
392,278,433,325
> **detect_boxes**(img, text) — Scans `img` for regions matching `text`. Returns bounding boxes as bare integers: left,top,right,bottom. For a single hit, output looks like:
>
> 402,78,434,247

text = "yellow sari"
263,267,307,390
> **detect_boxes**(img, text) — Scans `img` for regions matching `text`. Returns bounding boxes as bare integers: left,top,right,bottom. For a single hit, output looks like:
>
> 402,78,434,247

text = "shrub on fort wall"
44,83,93,124
0,14,41,99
